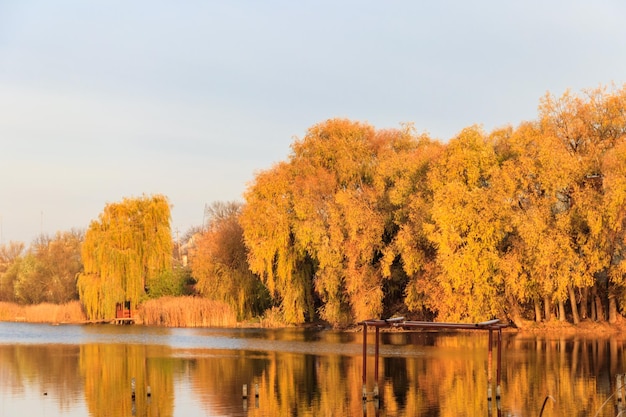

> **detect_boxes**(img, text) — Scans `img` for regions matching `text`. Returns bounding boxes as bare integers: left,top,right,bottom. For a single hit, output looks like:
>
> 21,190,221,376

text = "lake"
0,322,624,416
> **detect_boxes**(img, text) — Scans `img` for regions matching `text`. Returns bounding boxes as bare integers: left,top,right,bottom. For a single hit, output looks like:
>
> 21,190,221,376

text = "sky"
1,1,626,245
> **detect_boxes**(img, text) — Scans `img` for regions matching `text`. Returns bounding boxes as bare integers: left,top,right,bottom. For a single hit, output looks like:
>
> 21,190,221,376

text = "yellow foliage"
77,195,173,320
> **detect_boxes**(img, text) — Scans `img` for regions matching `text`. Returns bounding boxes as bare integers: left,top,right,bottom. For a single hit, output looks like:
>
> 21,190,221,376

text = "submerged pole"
374,326,380,398
362,323,367,400
496,328,502,399
487,329,493,400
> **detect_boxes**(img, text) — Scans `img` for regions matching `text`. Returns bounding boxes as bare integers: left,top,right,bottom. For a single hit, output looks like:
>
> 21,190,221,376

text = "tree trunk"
568,285,580,324
543,296,552,322
558,299,566,322
506,294,525,328
608,284,618,324
534,298,542,323
593,285,605,322
580,287,588,320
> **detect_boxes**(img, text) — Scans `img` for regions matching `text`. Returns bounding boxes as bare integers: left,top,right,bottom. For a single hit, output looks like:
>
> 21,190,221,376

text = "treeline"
239,85,626,327
1,85,625,328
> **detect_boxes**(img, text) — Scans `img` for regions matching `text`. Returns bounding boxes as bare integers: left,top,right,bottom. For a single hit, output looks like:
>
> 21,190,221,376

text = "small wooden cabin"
115,301,133,319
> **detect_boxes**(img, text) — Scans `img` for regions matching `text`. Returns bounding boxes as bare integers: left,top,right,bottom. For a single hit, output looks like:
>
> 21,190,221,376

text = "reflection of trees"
1,331,626,416
79,344,175,417
0,344,82,411
185,348,269,414
185,332,626,417
504,335,626,416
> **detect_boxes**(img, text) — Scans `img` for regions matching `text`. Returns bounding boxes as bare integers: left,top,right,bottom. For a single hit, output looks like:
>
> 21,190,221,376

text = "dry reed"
139,296,237,327
0,301,87,323
259,306,287,328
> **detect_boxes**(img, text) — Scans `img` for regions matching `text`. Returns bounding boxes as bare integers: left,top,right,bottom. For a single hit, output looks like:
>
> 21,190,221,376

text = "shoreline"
3,316,626,337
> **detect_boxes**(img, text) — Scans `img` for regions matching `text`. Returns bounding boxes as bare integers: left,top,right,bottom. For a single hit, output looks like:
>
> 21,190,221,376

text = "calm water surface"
0,322,625,416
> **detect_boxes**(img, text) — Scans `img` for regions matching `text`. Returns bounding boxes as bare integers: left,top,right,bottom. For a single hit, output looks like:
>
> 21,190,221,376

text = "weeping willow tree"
77,195,173,320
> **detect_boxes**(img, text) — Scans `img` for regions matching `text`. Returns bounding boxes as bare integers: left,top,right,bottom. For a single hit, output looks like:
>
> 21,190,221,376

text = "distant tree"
190,201,270,320
13,254,43,304
13,231,83,304
0,241,24,302
77,195,173,320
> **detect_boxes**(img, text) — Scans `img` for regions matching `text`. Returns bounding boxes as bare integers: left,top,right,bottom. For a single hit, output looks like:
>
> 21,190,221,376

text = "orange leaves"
242,119,437,325
239,83,626,325
190,202,269,320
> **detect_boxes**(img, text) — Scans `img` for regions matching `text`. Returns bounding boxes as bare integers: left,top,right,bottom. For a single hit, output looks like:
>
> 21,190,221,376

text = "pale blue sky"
1,1,625,244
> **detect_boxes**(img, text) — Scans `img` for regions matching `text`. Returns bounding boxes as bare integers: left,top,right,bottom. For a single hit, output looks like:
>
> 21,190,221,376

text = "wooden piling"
488,329,493,400
374,326,380,398
362,323,367,400
496,328,502,399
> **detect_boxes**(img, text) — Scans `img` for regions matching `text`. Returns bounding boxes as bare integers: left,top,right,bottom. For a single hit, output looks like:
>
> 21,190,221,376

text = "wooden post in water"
496,328,502,399
362,323,367,400
242,384,248,412
487,329,493,401
373,326,380,398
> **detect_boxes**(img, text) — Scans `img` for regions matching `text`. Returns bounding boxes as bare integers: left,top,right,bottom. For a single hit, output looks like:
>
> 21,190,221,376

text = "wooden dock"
359,317,508,401
111,317,136,325
84,317,137,325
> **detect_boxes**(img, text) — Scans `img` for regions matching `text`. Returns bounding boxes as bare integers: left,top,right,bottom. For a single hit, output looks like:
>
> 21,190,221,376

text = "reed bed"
139,296,237,327
0,301,87,323
259,306,287,328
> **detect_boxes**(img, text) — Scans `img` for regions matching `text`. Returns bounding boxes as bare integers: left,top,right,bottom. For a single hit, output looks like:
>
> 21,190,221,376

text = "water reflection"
0,323,625,416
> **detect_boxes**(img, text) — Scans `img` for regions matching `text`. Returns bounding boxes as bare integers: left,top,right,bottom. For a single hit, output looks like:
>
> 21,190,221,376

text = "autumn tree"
0,241,24,302
601,140,626,319
288,119,390,325
373,128,443,319
540,85,626,322
13,231,84,304
241,160,316,324
77,195,173,320
242,119,438,325
417,126,509,322
493,120,583,324
190,201,270,320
